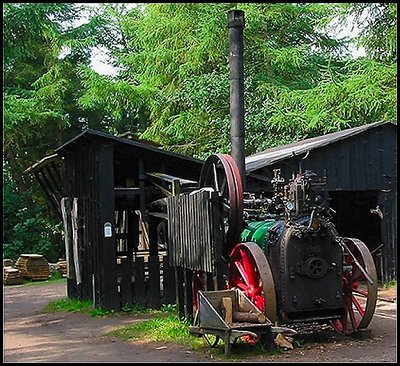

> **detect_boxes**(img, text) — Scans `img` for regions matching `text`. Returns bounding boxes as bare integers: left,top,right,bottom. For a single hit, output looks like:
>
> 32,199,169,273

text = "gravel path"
3,281,397,363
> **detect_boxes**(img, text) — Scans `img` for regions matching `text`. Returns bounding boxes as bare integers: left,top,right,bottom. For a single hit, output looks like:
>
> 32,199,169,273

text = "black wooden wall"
57,131,203,311
246,123,397,281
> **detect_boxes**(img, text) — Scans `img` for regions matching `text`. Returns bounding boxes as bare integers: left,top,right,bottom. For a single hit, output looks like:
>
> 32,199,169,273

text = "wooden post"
162,255,176,305
98,143,119,311
175,266,185,318
71,197,81,284
61,197,73,280
148,255,161,309
183,268,194,322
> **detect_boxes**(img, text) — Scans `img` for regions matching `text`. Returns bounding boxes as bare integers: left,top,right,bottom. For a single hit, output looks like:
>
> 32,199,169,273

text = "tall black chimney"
227,10,245,189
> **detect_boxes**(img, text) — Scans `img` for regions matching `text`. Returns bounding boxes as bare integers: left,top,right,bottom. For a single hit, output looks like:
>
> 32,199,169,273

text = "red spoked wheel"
228,242,277,323
331,237,378,335
199,154,243,259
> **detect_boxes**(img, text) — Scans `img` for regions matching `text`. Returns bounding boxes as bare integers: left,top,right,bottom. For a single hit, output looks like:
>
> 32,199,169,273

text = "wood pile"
3,259,15,267
57,259,68,277
15,254,50,281
3,267,23,285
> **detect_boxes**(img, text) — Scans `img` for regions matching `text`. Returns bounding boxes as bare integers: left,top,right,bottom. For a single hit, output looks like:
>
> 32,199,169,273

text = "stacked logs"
3,267,23,285
57,259,68,277
15,254,50,281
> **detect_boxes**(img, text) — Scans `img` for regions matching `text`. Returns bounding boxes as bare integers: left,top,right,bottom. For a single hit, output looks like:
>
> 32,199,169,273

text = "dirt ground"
3,281,397,363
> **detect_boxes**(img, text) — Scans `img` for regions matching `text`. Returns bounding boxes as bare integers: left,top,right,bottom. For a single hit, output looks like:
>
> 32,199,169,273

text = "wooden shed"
245,120,397,282
28,129,204,311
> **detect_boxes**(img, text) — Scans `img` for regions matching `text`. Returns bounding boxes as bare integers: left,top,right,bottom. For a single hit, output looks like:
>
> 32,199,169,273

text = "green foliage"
45,297,95,314
383,279,397,289
3,3,397,259
3,169,62,262
45,297,114,317
337,3,397,63
79,3,396,160
3,3,108,261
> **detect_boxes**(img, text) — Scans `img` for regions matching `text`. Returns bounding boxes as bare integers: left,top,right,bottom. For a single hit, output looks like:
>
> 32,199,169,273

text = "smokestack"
227,10,245,189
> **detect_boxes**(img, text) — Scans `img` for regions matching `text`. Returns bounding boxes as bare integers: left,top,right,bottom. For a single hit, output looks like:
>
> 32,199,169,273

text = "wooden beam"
71,197,82,284
98,143,119,311
61,197,73,279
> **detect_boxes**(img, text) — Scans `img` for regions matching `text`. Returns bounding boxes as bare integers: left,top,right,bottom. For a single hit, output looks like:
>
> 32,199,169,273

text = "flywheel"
199,154,243,259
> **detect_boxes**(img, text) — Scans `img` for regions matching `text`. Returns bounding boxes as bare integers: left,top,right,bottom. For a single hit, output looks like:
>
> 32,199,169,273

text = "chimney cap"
227,10,245,28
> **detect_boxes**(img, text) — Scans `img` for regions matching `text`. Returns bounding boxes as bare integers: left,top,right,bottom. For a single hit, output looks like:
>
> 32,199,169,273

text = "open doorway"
329,190,383,281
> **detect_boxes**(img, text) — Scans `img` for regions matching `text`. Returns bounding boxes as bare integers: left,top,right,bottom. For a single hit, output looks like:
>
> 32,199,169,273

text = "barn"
26,129,204,311
245,120,397,282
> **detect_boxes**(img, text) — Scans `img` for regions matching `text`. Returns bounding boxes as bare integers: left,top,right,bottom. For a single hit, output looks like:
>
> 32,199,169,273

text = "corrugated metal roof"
245,121,396,172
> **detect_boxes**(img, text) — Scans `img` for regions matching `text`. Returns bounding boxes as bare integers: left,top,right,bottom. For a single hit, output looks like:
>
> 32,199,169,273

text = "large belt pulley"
199,153,244,259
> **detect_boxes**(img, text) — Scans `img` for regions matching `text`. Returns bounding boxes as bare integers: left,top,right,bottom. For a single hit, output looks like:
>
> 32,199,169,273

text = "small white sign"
104,222,112,237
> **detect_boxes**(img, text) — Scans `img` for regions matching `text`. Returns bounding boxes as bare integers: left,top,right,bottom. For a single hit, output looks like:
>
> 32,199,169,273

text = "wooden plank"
44,164,63,203
211,191,227,290
148,220,159,257
183,268,194,322
146,172,197,186
61,197,73,279
175,266,185,318
98,143,119,311
221,297,233,324
133,256,146,307
35,171,61,219
162,255,176,305
138,158,146,215
128,210,139,253
232,311,267,324
147,255,161,309
119,257,133,307
71,197,81,284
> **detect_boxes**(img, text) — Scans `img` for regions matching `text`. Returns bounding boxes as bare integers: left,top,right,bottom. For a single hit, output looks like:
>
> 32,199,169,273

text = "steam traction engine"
188,153,378,353
179,10,377,354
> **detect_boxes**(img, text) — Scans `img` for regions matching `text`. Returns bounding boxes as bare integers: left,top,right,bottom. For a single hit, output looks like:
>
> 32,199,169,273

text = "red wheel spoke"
342,297,349,333
240,249,256,285
352,295,365,317
234,281,249,291
234,260,250,285
331,238,377,335
352,287,368,297
347,298,359,331
228,242,277,326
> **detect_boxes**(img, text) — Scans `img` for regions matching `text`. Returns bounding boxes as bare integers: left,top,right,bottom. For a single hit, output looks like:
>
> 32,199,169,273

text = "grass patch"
107,313,286,360
44,298,179,318
43,297,290,359
44,297,115,317
44,297,96,315
383,279,397,288
108,314,200,346
21,271,66,286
